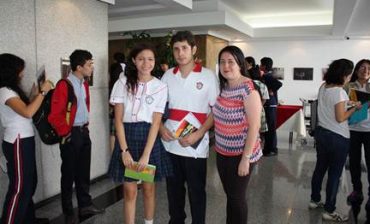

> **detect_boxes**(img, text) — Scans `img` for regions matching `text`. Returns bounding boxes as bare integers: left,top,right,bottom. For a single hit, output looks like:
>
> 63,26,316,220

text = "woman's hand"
137,153,150,172
238,157,250,176
121,151,134,169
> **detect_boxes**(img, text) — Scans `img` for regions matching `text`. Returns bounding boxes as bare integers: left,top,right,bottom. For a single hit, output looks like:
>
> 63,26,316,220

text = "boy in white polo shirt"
160,31,219,224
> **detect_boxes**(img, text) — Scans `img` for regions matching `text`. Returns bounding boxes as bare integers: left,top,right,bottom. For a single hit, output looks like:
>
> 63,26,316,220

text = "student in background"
109,52,126,85
245,56,262,79
158,59,169,79
309,59,361,222
245,56,269,142
344,59,370,221
48,50,104,224
109,52,126,151
260,57,282,156
108,43,172,224
0,53,52,224
159,31,219,224
214,46,262,224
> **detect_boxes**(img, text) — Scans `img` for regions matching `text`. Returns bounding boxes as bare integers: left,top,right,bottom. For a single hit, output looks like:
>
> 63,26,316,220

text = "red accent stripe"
6,136,22,224
168,108,207,124
172,63,202,74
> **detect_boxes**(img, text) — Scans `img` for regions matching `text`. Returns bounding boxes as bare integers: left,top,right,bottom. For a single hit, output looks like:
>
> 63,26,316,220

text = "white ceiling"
108,0,370,41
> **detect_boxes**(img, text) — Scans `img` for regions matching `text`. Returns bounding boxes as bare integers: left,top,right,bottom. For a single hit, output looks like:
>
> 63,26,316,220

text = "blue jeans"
311,126,349,213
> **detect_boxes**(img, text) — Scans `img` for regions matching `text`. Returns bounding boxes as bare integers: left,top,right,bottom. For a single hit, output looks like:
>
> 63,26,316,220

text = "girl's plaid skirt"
108,122,173,183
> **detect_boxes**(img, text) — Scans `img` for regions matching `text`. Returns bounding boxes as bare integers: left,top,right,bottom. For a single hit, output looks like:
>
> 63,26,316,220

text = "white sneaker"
308,200,324,209
322,211,348,222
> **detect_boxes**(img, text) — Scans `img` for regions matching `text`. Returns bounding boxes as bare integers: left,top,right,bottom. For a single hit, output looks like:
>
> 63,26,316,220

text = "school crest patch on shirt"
145,95,154,104
196,82,203,90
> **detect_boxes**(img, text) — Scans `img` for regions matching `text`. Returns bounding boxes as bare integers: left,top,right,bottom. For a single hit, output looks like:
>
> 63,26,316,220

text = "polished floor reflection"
37,130,369,223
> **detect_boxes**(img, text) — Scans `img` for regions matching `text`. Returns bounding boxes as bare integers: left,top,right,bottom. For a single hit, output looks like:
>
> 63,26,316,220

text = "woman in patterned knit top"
212,46,262,224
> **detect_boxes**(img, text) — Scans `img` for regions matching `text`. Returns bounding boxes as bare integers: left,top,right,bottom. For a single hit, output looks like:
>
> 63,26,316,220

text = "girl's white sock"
144,219,153,224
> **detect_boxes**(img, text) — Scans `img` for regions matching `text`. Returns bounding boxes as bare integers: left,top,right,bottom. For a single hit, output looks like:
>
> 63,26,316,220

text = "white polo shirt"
0,87,34,143
161,63,219,158
110,76,167,123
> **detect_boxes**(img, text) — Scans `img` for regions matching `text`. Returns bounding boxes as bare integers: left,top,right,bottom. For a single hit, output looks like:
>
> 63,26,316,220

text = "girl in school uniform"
0,53,52,224
108,43,172,224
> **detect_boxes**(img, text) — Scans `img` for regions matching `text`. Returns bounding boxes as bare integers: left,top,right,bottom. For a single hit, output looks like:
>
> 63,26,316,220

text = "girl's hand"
238,157,250,176
160,125,175,142
121,151,134,169
40,79,54,93
137,154,150,172
354,101,362,110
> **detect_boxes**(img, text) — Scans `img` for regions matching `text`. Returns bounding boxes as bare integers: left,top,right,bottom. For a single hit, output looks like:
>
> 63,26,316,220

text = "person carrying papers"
159,31,219,224
344,59,370,223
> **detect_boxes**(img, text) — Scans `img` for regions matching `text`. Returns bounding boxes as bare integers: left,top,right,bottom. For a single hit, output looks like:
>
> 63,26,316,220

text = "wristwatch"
40,91,47,96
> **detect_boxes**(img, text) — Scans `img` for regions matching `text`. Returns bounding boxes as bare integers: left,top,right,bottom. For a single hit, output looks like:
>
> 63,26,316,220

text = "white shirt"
254,80,269,100
110,76,167,123
0,87,34,143
161,64,219,158
318,85,350,138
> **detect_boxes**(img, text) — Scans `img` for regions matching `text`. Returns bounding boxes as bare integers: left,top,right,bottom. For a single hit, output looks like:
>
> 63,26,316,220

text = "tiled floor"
37,131,369,224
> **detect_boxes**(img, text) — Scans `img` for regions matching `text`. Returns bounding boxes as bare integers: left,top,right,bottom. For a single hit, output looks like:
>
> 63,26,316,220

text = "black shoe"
64,214,79,224
263,151,277,157
347,191,364,205
79,204,105,217
35,217,50,224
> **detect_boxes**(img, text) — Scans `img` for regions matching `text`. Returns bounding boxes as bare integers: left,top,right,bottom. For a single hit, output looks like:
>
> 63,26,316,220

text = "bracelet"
244,154,252,159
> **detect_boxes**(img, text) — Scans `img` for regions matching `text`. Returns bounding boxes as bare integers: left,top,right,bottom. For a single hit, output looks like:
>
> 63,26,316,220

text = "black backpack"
33,79,74,145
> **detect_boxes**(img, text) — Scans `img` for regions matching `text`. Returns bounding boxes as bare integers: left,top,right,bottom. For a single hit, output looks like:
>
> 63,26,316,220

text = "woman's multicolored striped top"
213,79,262,163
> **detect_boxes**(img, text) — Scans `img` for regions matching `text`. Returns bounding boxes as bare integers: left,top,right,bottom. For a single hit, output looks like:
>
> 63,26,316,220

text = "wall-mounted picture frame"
60,57,93,86
293,67,313,81
272,67,284,80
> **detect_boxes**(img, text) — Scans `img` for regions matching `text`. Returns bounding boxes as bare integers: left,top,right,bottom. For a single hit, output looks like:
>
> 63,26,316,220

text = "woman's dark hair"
170,31,196,48
125,42,156,93
218,46,248,91
245,56,256,67
245,56,261,81
0,53,29,104
324,58,354,85
350,59,370,82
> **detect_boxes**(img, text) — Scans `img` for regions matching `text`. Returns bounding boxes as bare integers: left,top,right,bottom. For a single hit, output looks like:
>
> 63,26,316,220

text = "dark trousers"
1,137,37,224
311,127,349,213
166,153,207,224
264,106,277,154
216,153,254,224
349,130,370,195
59,127,92,215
